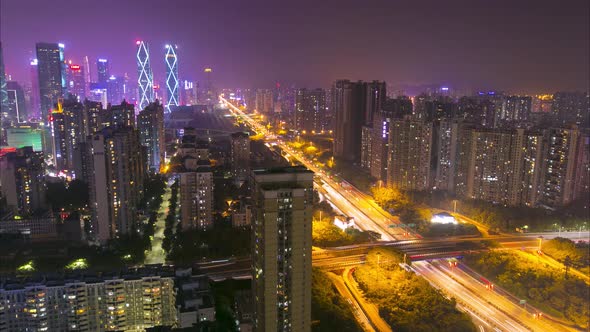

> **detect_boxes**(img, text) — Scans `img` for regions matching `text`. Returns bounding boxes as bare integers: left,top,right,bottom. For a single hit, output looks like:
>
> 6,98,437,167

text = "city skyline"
1,0,588,93
0,1,588,331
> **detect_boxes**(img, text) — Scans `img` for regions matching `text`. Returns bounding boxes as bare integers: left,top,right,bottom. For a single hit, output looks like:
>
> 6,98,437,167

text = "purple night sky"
1,0,589,93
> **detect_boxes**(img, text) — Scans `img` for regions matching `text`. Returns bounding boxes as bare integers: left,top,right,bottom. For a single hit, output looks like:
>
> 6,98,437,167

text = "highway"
325,271,376,332
218,96,589,331
342,267,393,332
413,259,577,332
220,96,409,241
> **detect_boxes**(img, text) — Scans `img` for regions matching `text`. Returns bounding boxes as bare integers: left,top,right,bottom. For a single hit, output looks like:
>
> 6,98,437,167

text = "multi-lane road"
218,96,588,331
220,96,410,241
413,259,579,332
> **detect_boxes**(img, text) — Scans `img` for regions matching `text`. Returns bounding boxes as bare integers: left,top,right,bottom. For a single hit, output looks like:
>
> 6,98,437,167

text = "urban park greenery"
353,248,476,332
464,250,589,329
312,200,372,247
312,268,362,332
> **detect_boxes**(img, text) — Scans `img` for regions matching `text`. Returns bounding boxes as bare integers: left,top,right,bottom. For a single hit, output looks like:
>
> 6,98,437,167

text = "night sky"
1,0,588,93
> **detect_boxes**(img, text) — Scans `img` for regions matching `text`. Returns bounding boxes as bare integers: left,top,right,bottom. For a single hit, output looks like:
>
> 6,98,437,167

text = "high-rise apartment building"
360,125,373,171
36,42,65,119
136,41,154,111
413,95,457,123
230,132,251,184
333,80,386,162
84,100,104,135
294,88,326,133
180,160,214,230
387,119,433,190
87,126,145,242
0,272,177,331
137,101,165,172
362,81,386,126
552,92,589,127
463,128,544,206
500,96,531,123
164,44,179,113
255,89,274,114
435,119,464,192
0,146,46,216
332,80,362,161
539,127,588,207
457,96,496,128
368,97,413,180
433,124,587,209
49,97,87,170
106,100,135,128
251,166,313,332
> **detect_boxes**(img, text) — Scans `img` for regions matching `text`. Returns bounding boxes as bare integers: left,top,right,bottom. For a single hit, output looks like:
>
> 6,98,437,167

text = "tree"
564,255,573,279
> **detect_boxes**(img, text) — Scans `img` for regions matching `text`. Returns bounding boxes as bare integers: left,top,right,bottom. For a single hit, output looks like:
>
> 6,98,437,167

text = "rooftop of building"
1,264,176,291
231,131,250,138
252,165,312,176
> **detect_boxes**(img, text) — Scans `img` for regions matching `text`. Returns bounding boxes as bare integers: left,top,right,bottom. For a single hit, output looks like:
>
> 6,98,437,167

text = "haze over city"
0,1,588,332
1,0,589,92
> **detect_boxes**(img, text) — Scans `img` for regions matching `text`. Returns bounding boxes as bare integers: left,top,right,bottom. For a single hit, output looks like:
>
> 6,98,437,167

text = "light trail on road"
220,96,409,241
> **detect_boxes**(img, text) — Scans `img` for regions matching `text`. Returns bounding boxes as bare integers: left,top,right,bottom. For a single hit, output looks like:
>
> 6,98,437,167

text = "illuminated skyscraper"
164,44,179,113
29,59,40,119
36,42,66,119
97,58,109,86
181,80,197,105
6,81,27,123
83,56,91,92
0,43,8,145
202,67,215,104
136,41,154,111
66,64,86,99
0,42,8,119
107,75,125,104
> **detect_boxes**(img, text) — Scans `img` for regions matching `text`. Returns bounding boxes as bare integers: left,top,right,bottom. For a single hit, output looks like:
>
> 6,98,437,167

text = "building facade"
230,132,250,184
136,41,154,111
87,127,145,242
387,119,433,191
0,146,46,216
251,166,313,332
180,160,214,230
137,101,165,172
36,42,65,119
0,273,177,331
164,44,179,113
294,88,326,133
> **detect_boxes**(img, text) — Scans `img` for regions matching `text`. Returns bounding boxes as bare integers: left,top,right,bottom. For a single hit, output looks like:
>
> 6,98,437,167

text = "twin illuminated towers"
136,41,179,113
